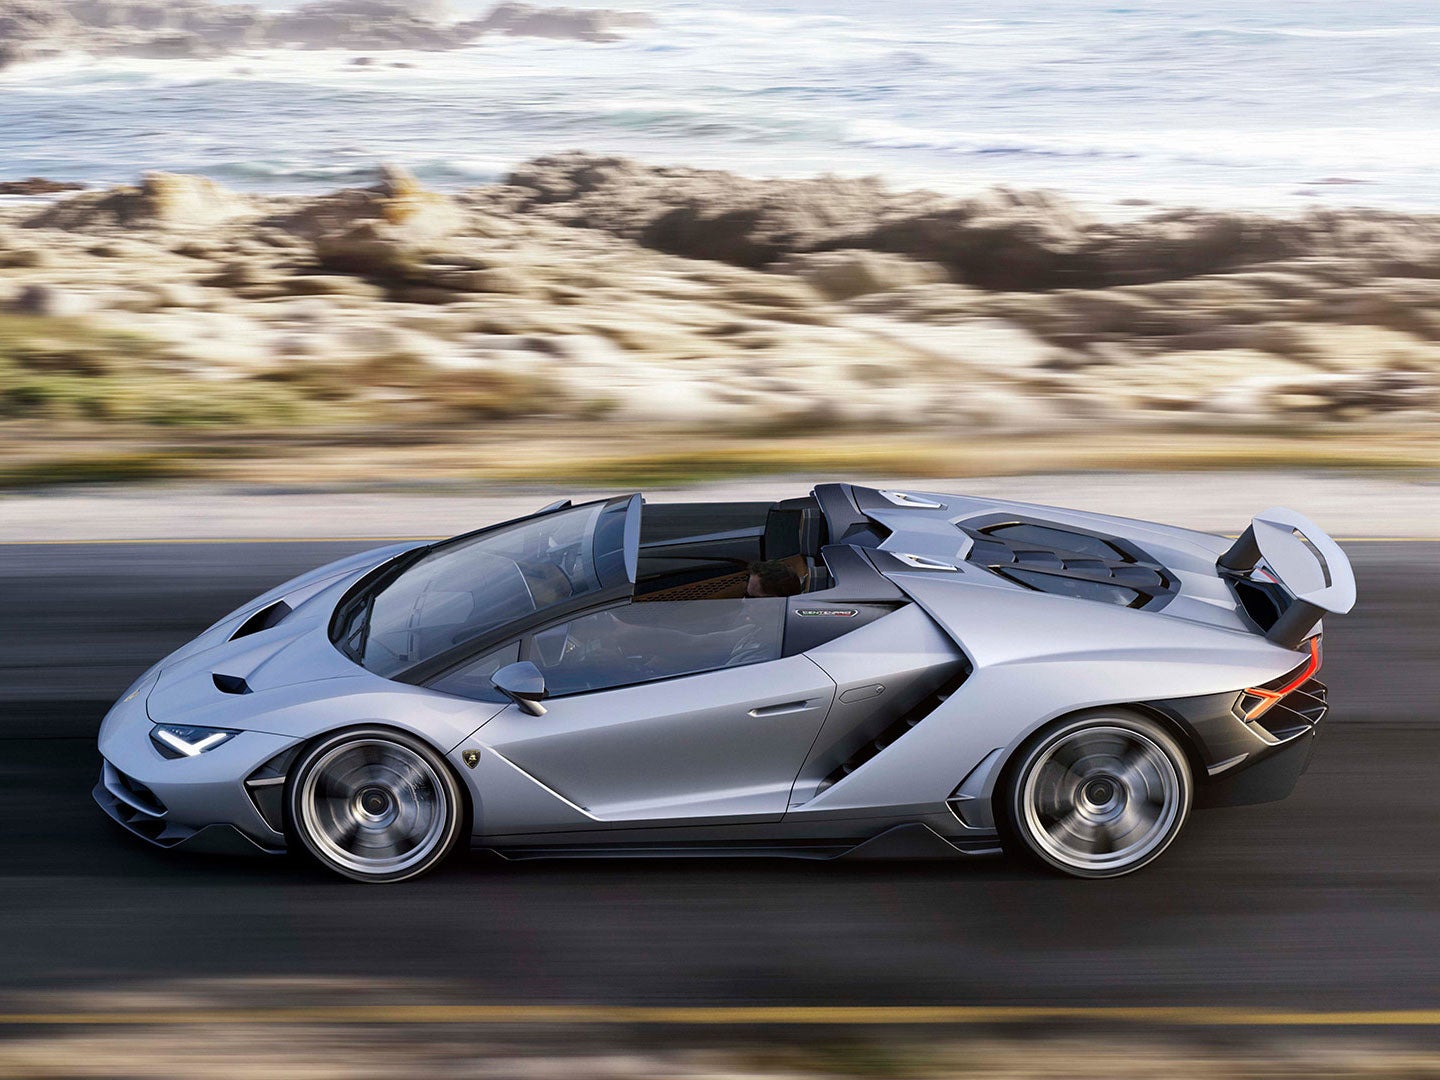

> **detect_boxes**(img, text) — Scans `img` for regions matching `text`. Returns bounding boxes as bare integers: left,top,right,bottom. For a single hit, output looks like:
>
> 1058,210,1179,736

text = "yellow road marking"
0,537,440,546
0,536,1431,547
2,1005,1440,1027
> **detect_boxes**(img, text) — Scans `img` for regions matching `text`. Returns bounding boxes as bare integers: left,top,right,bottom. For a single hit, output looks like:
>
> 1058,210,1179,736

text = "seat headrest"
763,505,826,560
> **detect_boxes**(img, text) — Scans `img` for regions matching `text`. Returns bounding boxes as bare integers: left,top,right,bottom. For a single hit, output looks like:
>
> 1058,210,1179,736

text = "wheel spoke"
1090,822,1119,856
299,736,453,880
391,761,430,794
1021,722,1185,874
328,816,361,848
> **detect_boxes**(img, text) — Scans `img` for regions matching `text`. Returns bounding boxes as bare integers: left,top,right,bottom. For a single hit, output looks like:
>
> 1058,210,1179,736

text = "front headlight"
150,724,239,759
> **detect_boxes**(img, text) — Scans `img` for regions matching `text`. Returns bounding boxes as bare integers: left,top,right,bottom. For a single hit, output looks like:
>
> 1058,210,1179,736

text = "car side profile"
95,484,1355,882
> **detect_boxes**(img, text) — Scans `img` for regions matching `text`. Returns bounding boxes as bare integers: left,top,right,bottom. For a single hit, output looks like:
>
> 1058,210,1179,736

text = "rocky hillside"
0,0,654,68
1,158,1437,448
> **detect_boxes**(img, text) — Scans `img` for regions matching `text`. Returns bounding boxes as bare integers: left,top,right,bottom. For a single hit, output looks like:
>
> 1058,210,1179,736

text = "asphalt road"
1,540,1438,1012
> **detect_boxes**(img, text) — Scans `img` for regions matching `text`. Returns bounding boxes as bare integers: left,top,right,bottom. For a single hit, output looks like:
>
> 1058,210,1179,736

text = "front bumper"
95,692,300,854
93,762,287,854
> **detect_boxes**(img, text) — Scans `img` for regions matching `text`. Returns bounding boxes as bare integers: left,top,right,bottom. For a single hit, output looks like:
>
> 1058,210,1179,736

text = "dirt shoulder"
0,470,1433,541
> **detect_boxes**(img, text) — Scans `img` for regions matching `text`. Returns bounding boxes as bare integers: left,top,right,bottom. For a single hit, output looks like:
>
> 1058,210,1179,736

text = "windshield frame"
330,494,641,682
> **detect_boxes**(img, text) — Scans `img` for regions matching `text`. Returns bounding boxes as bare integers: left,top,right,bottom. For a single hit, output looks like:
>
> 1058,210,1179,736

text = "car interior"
635,496,832,601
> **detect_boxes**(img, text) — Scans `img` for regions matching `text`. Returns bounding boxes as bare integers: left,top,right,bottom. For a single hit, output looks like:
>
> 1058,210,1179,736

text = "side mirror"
491,661,548,716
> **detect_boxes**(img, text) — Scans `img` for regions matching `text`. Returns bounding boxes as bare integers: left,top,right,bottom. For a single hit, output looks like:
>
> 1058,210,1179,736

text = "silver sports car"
95,484,1355,882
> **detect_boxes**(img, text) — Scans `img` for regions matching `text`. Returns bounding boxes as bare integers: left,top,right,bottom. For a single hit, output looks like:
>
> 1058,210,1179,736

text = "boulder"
504,153,933,267
0,178,86,196
107,30,218,60
462,2,654,43
8,284,93,318
300,166,467,279
775,249,947,300
0,246,54,269
28,172,255,231
265,0,463,50
0,0,76,42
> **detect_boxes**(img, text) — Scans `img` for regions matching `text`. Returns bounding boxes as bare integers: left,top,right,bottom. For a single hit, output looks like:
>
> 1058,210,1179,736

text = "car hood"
144,541,423,722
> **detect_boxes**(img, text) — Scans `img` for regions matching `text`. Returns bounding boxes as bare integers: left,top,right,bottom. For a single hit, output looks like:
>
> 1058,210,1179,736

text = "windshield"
336,500,632,677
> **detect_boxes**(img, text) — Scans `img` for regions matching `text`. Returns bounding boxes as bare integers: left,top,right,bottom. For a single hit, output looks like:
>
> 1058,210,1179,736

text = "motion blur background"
2,0,1439,1076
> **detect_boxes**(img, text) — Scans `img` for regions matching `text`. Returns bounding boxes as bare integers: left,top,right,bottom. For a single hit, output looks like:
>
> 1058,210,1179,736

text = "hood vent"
231,600,292,641
213,673,253,695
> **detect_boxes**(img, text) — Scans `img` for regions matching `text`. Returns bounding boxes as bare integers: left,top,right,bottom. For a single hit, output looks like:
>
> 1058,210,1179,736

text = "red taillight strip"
1242,637,1321,720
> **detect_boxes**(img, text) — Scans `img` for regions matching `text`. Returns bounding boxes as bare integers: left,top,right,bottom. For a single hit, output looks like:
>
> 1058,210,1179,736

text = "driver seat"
763,500,827,592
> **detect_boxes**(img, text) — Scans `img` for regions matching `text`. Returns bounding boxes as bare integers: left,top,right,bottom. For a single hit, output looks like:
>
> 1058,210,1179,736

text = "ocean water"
2,0,1439,212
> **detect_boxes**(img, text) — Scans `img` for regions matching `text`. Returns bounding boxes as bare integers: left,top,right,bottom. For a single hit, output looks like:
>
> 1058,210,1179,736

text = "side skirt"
478,823,1002,862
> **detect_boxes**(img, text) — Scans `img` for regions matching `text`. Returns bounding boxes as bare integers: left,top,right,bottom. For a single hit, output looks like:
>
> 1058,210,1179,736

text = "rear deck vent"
961,518,1175,610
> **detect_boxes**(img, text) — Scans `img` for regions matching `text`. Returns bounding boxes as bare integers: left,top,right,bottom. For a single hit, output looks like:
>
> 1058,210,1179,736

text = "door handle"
749,700,814,717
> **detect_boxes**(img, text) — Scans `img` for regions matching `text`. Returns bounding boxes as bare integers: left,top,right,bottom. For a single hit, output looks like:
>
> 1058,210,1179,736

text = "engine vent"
962,519,1174,610
815,668,970,796
231,600,291,641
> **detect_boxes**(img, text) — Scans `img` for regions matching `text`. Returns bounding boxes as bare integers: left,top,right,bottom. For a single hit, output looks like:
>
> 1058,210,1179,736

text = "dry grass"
488,429,1440,486
0,315,317,427
2,421,1438,488
3,1027,1440,1079
0,452,199,486
6,981,1439,1079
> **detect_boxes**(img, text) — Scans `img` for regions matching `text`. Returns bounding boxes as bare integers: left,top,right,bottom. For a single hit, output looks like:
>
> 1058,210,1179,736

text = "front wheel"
287,728,465,883
1003,712,1192,879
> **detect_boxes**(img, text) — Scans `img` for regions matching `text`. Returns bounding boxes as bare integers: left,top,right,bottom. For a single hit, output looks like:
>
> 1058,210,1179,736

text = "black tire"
286,727,465,883
1002,710,1193,879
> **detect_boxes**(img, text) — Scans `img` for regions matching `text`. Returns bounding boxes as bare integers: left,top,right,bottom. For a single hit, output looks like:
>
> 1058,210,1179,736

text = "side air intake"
814,668,970,796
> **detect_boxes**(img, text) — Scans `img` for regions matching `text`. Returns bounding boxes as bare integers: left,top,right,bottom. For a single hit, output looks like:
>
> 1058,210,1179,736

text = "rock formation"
0,0,654,70
0,179,87,196
2,156,1438,441
502,153,1440,291
460,3,655,44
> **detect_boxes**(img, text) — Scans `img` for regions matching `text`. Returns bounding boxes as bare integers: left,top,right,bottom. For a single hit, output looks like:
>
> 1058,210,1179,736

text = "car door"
470,598,837,825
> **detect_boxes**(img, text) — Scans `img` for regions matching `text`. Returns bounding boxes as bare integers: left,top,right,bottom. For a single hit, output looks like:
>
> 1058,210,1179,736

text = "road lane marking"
0,536,1433,547
0,537,439,546
4,1005,1440,1027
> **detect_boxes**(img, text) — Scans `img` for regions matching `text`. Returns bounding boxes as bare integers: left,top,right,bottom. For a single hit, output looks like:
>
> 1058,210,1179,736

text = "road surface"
1,539,1436,1015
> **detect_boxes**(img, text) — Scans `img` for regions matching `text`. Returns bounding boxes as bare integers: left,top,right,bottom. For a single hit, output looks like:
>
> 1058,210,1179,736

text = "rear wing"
1218,507,1356,649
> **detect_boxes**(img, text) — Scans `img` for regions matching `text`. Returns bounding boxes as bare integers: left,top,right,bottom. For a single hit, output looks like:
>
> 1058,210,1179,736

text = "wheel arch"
991,701,1200,844
282,722,474,877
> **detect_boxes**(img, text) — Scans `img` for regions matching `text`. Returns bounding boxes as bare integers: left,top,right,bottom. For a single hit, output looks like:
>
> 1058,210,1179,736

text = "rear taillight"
1241,637,1321,720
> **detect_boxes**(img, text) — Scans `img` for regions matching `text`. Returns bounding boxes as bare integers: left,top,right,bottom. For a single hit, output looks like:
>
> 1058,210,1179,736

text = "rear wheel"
1003,711,1192,879
287,728,464,883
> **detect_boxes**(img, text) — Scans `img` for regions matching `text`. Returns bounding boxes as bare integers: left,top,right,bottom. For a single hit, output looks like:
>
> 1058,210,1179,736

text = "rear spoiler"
1218,507,1356,649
